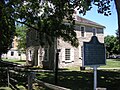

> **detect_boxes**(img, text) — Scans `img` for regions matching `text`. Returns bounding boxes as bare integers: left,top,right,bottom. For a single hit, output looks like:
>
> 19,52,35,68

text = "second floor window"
81,26,85,37
93,28,97,36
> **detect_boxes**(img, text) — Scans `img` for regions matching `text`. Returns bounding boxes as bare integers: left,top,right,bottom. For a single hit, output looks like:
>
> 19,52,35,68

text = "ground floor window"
43,47,49,61
65,49,71,61
18,53,21,56
11,51,14,56
61,48,74,63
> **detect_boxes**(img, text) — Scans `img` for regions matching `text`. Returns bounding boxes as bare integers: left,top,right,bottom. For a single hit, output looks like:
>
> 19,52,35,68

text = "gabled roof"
75,16,105,28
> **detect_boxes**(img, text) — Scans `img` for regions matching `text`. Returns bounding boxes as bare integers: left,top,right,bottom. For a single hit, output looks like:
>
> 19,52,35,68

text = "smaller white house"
2,36,26,60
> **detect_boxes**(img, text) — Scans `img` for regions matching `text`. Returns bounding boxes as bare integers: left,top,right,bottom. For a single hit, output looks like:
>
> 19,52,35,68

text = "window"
62,48,74,62
81,26,85,37
65,49,71,61
44,47,49,61
28,50,32,61
11,51,14,56
93,28,97,36
35,30,39,39
97,29,103,34
18,53,21,56
11,42,14,48
81,46,83,60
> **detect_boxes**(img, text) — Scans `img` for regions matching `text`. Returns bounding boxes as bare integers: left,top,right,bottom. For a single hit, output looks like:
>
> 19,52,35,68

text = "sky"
79,1,118,36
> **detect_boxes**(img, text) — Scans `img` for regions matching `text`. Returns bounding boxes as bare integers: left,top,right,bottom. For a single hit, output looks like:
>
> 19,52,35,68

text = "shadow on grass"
37,70,120,90
15,60,26,62
0,65,120,90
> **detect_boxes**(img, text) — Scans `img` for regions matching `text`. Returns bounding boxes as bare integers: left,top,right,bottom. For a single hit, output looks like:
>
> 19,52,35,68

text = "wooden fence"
0,60,71,90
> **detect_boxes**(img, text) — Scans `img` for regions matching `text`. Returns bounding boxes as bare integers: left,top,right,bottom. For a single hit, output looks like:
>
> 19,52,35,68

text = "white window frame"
80,26,86,37
28,50,32,61
65,48,71,61
62,48,74,63
81,46,83,60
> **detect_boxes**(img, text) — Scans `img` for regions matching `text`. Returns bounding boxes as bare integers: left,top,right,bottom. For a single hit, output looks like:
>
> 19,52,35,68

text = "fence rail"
34,79,71,90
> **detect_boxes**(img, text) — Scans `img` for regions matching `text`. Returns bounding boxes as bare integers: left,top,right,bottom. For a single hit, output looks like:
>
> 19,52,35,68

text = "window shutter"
70,48,74,62
61,48,65,61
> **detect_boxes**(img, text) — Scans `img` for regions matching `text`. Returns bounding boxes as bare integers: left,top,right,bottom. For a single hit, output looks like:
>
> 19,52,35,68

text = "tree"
15,25,27,53
0,0,120,59
105,30,119,59
114,0,120,43
105,35,119,55
0,0,15,59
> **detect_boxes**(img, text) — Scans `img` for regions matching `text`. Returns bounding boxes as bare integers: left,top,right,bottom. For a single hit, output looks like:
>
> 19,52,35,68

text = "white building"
2,36,26,60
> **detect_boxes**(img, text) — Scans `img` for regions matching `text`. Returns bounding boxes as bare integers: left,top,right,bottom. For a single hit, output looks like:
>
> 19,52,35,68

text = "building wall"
57,25,104,68
26,19,104,69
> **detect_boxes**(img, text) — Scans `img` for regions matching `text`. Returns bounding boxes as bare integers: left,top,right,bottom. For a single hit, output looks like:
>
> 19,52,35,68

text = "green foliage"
16,25,27,52
0,0,15,55
2,0,113,48
105,35,119,55
0,0,117,56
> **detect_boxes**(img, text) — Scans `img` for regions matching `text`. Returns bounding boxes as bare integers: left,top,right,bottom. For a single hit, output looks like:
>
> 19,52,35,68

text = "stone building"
26,15,105,69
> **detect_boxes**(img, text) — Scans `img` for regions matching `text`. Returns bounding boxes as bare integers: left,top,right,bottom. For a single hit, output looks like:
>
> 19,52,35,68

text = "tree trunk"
0,0,4,57
0,53,1,60
26,49,29,65
115,0,120,51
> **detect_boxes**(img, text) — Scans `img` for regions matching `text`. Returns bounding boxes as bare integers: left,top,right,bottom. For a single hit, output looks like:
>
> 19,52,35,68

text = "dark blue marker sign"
83,36,106,66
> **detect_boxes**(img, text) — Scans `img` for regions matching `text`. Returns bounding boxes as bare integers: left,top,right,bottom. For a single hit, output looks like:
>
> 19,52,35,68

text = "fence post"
7,67,10,87
55,52,59,85
28,72,33,90
28,71,36,90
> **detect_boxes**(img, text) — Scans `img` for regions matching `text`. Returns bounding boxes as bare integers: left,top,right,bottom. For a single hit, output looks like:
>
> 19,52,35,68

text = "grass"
0,87,12,90
35,59,120,90
2,58,26,65
36,70,120,90
2,58,120,71
2,58,120,68
0,59,120,90
100,59,120,68
66,59,120,71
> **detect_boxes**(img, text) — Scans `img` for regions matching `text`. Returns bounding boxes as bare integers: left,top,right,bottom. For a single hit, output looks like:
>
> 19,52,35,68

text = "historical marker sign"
83,36,106,66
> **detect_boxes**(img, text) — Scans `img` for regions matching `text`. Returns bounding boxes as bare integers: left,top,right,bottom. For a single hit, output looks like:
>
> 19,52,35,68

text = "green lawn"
0,87,12,90
36,70,120,90
100,59,120,68
67,59,120,71
1,59,120,90
2,58,26,65
2,58,120,69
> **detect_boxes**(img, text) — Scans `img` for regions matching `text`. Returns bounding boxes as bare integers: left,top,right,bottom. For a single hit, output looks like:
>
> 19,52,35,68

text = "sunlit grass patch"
2,58,26,64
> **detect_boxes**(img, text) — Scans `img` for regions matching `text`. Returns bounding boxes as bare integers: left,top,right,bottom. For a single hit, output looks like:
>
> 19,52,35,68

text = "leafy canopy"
15,24,27,53
4,0,112,46
0,0,15,55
